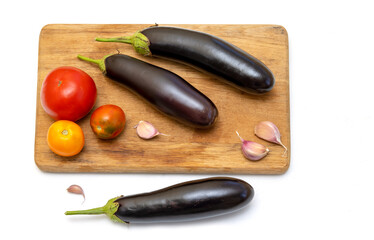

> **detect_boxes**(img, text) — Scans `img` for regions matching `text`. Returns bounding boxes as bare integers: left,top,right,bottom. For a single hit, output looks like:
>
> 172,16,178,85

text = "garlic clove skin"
134,120,165,140
236,131,269,161
67,184,85,202
254,121,287,154
241,140,269,161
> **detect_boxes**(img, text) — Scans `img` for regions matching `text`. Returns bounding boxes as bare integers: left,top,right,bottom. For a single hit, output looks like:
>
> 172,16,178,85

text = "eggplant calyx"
77,54,111,73
65,196,125,224
95,31,151,56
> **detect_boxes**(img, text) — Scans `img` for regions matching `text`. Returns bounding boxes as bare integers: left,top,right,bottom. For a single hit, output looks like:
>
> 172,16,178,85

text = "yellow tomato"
47,120,85,157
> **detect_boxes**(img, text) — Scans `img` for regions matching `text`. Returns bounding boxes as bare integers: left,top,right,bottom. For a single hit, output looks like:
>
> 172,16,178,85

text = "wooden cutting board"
35,24,290,174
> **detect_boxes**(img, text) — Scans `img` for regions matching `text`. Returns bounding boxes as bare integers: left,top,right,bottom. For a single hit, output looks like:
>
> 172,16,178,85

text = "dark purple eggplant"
78,53,218,128
96,26,275,94
65,177,254,224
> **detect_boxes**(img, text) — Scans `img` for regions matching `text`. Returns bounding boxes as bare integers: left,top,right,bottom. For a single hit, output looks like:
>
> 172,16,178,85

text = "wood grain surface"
35,24,290,174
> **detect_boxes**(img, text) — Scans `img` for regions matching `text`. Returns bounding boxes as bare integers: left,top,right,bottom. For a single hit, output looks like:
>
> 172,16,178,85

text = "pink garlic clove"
67,184,85,202
134,120,167,140
254,121,287,154
236,131,269,161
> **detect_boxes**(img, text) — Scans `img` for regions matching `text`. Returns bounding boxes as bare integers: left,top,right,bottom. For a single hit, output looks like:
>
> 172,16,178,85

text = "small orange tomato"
90,104,126,139
47,120,85,157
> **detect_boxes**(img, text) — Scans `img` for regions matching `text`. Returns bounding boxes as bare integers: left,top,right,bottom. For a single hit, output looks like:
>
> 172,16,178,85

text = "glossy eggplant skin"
104,54,218,128
141,26,275,94
113,177,254,223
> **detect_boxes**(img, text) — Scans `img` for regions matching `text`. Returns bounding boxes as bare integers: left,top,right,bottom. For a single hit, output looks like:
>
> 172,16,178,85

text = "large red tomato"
41,66,97,121
90,104,126,139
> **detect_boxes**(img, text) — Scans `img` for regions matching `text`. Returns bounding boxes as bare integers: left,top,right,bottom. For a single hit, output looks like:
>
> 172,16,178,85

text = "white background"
1,0,373,239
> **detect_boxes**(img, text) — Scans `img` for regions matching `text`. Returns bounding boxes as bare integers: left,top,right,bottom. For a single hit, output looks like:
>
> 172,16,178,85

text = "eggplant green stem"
96,31,151,56
77,54,110,73
65,196,125,223
95,36,133,44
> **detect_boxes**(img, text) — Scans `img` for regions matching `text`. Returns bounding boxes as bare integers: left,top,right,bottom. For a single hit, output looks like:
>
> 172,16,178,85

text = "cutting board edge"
34,153,291,175
35,164,290,175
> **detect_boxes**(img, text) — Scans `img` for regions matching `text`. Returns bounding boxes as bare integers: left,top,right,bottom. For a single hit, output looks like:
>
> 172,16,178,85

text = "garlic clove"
254,121,287,154
67,184,85,203
134,120,167,140
236,131,269,161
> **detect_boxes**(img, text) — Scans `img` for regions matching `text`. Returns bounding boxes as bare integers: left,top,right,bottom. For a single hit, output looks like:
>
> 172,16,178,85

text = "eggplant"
96,26,275,94
65,177,254,224
78,54,218,128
